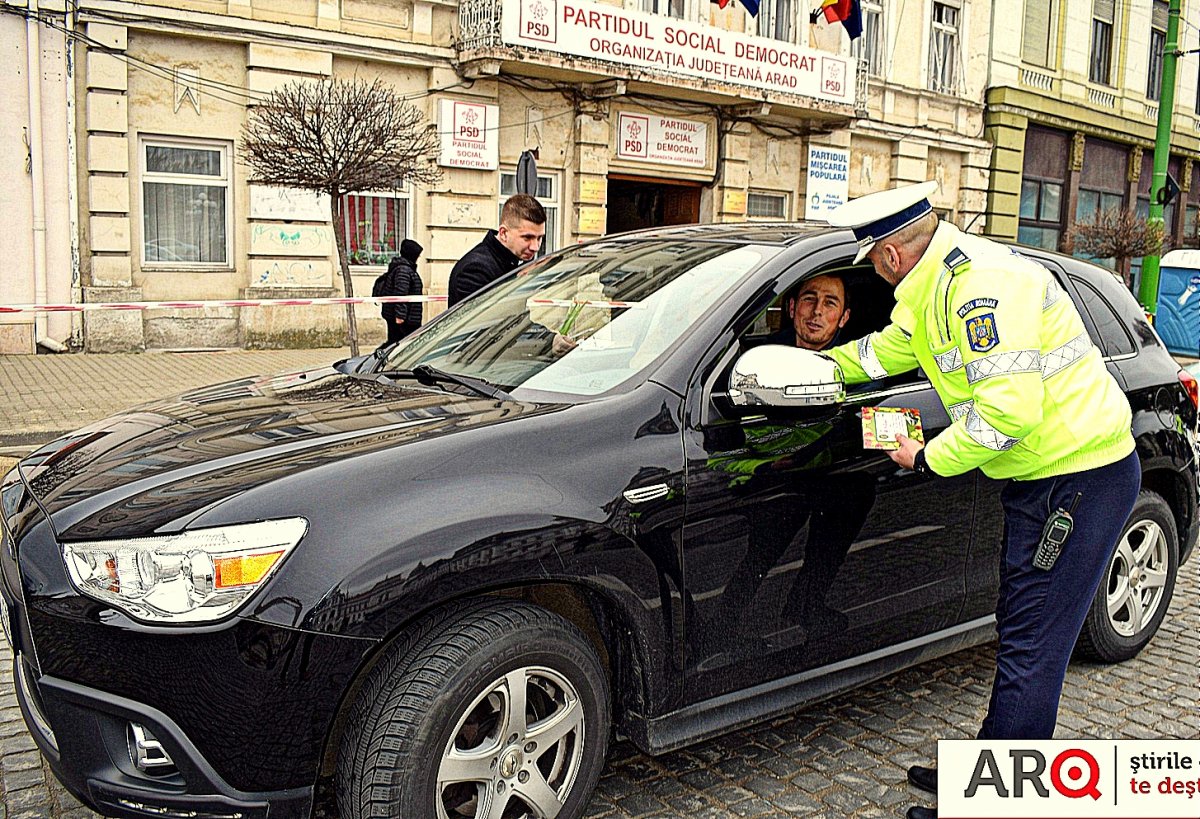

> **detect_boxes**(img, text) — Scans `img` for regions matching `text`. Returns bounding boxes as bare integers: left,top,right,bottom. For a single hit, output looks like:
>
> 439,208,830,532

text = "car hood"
16,366,555,538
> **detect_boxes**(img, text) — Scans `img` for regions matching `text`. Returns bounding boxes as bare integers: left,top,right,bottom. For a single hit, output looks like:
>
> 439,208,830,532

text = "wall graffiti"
249,259,332,288
249,224,334,256
248,185,331,221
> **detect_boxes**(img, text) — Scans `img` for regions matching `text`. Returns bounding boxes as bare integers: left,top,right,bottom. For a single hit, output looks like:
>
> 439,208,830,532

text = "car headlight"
62,518,308,624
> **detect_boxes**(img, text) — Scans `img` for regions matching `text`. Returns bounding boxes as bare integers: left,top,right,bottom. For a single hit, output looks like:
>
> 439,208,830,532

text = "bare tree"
1063,207,1166,289
241,77,442,355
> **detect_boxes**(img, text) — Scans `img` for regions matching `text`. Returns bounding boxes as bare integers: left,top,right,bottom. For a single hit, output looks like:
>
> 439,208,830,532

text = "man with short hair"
771,273,851,350
447,194,546,307
826,181,1139,819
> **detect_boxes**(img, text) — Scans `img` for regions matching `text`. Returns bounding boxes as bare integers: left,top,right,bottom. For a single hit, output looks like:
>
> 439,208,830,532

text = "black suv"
2,225,1196,819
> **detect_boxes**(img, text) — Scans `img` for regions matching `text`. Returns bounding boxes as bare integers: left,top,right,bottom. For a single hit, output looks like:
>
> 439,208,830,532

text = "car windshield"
383,238,779,397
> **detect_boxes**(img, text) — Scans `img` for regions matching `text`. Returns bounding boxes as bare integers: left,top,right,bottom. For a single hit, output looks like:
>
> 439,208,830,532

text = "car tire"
336,598,610,819
1075,490,1178,663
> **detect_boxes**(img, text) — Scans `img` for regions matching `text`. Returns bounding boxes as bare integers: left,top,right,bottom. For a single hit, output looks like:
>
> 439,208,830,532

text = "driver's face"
498,220,546,261
790,275,849,351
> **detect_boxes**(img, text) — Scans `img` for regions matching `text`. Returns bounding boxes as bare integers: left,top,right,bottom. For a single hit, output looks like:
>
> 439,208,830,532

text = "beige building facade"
984,0,1200,281
1,0,993,352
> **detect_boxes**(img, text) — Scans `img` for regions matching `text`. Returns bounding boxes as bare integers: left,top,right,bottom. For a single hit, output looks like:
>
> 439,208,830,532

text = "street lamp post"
1138,0,1183,317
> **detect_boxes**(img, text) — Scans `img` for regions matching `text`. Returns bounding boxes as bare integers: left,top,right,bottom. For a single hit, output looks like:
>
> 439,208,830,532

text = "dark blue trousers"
979,449,1141,740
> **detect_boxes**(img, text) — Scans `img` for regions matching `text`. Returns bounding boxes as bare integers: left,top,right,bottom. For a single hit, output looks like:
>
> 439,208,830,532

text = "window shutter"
1093,0,1114,23
1152,0,1168,31
1022,0,1052,66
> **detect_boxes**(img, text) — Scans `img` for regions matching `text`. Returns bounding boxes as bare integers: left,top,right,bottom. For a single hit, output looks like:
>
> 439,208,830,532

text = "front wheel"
336,599,611,819
1075,490,1178,663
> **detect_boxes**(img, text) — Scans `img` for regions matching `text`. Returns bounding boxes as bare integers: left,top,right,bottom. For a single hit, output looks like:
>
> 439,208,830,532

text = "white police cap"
827,180,939,263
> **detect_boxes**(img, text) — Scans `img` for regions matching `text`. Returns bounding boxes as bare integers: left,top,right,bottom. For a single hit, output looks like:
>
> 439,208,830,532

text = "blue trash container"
1155,249,1200,357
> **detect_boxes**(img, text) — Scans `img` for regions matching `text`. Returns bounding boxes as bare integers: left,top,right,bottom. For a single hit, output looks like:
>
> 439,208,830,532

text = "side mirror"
729,345,846,408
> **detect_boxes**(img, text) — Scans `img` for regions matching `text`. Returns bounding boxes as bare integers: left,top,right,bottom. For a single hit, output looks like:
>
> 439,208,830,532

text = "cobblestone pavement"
0,350,1197,818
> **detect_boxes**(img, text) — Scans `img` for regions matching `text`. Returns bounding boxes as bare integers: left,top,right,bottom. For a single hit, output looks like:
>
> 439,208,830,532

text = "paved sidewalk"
0,348,350,453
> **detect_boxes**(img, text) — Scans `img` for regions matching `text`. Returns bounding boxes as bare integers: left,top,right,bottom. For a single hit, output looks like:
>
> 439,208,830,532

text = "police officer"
824,181,1141,819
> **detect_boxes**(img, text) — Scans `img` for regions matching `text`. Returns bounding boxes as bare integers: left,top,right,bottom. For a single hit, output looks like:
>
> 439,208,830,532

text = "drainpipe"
65,2,81,349
26,0,49,346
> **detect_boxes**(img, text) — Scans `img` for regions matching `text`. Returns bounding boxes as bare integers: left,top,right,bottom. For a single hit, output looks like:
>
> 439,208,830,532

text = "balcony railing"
1088,87,1116,109
1019,66,1054,92
459,0,502,51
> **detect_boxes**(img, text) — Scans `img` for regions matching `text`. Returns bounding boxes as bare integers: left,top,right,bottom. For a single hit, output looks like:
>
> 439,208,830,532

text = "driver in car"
702,271,874,652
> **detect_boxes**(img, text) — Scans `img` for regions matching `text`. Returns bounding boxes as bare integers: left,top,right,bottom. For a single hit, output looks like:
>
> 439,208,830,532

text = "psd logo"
452,102,487,144
617,114,649,160
821,57,847,98
519,0,556,43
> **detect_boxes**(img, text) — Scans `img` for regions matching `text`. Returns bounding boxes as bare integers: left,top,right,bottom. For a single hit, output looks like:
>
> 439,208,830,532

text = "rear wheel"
336,599,610,819
1076,490,1178,663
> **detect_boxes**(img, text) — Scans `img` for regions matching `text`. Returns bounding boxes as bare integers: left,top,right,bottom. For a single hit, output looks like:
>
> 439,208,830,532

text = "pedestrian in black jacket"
447,194,546,307
380,238,424,345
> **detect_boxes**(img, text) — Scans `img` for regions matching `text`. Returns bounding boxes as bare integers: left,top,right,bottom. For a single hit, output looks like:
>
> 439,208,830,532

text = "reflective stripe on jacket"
829,222,1134,481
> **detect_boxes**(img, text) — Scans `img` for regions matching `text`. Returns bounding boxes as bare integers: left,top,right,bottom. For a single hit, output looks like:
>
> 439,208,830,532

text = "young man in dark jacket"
380,238,424,345
447,194,546,307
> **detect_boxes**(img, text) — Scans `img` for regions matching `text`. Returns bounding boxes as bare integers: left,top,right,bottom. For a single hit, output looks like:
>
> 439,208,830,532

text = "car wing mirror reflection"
729,345,846,409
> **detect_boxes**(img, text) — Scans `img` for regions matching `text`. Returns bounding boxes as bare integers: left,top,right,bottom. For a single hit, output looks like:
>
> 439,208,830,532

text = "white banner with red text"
501,0,855,104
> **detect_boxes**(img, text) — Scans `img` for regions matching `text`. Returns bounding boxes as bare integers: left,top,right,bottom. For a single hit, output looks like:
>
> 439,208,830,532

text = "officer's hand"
888,434,923,470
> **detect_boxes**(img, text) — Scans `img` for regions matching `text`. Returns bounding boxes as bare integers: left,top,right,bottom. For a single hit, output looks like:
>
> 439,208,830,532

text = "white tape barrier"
0,296,448,314
0,296,646,314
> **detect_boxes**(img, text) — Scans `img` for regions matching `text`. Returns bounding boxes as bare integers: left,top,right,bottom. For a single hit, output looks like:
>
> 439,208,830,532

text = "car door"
680,256,976,703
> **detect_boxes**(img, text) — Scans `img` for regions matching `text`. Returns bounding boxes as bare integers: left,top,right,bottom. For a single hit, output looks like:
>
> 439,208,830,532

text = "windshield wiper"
382,364,514,401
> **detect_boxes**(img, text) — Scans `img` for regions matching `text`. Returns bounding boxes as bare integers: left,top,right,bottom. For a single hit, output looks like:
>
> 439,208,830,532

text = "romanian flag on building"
810,0,862,39
713,0,760,16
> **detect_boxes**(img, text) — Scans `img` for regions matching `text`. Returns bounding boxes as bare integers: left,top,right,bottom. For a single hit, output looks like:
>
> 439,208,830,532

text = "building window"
1147,0,1168,100
757,0,794,42
1187,180,1200,247
852,0,885,76
640,0,684,18
499,171,559,253
141,138,230,266
928,1,960,94
1022,0,1053,67
1076,189,1124,223
1089,0,1114,85
1018,178,1063,250
338,191,410,267
1072,136,1127,267
747,191,789,219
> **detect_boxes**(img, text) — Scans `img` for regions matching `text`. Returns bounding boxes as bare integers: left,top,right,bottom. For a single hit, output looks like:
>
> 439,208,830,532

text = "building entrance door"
607,176,702,234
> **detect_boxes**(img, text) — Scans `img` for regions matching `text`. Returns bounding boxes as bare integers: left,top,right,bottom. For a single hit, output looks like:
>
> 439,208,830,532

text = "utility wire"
7,3,478,106
12,4,577,134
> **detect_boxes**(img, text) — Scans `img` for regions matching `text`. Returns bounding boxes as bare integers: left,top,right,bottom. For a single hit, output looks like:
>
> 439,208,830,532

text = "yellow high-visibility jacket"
829,222,1134,480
